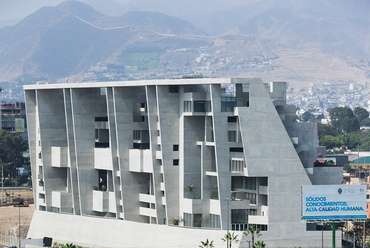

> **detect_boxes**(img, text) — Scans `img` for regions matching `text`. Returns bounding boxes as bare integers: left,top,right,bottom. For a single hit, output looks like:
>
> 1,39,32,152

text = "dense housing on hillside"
25,78,342,248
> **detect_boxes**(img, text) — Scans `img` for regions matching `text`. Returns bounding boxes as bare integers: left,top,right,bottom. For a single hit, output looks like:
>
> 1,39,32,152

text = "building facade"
25,78,342,247
1,101,27,139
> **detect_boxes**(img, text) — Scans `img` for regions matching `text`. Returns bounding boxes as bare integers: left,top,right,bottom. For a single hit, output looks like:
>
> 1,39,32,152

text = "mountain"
0,0,369,101
0,1,205,82
224,0,370,60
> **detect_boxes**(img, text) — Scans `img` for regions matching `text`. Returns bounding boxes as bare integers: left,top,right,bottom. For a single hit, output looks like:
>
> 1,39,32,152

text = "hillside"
0,1,205,82
0,0,369,101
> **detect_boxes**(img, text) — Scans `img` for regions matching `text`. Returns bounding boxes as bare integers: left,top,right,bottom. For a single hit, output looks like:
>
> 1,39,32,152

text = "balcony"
230,199,251,209
37,185,44,193
129,149,153,173
181,198,203,213
38,199,45,205
93,190,109,212
139,207,156,217
209,199,221,215
94,148,113,170
108,191,116,213
51,191,72,209
51,146,69,167
160,182,165,191
139,193,155,204
248,215,268,225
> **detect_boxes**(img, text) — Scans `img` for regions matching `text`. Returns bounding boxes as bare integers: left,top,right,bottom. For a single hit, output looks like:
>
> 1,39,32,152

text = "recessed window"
184,101,192,112
230,147,243,152
169,85,179,93
173,159,179,166
228,116,237,122
228,131,237,142
173,145,179,151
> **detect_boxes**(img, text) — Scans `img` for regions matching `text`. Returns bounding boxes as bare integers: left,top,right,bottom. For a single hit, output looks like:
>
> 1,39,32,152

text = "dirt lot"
0,204,35,238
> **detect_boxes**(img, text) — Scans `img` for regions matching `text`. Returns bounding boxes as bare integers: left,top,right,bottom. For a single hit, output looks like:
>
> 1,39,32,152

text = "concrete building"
1,101,27,139
24,78,342,248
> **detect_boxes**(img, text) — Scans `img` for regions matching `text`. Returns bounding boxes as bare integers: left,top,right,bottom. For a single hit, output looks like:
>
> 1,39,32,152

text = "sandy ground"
0,204,35,238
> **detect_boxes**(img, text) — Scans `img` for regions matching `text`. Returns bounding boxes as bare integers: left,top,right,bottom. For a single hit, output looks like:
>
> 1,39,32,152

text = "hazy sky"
0,0,244,21
0,0,133,21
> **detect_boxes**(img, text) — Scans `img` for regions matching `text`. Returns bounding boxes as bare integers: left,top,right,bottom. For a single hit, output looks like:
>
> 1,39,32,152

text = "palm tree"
199,239,214,248
252,240,266,248
243,225,262,245
222,232,239,248
62,243,77,248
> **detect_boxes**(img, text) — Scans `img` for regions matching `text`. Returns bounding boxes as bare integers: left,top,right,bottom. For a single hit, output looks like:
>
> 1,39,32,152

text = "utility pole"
332,221,335,248
322,228,323,248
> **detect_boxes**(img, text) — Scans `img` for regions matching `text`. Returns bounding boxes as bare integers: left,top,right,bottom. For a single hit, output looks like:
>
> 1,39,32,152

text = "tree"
199,239,214,248
319,135,342,149
0,130,28,179
360,118,370,127
63,244,77,248
253,241,266,248
329,107,359,134
318,123,339,137
222,232,239,248
302,111,314,122
343,164,354,173
243,225,262,245
354,107,369,124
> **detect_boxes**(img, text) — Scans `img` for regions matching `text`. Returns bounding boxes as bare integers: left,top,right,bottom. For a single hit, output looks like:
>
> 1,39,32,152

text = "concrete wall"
25,78,340,248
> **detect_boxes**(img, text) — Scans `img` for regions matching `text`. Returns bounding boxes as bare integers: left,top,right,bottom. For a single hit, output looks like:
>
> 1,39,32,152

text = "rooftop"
23,78,264,90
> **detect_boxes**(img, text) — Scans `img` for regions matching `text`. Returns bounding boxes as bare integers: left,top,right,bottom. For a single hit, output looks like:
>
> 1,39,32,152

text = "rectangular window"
95,117,108,122
169,85,179,93
230,159,243,172
230,147,243,152
221,96,236,112
173,159,179,166
173,144,179,151
231,177,244,190
133,102,146,122
194,101,211,112
246,193,256,204
133,130,141,141
193,214,203,227
183,213,192,227
228,116,237,122
245,177,257,190
228,131,237,142
210,214,221,229
184,101,192,112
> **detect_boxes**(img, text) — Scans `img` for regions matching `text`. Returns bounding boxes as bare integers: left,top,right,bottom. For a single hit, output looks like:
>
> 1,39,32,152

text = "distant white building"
25,78,342,248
